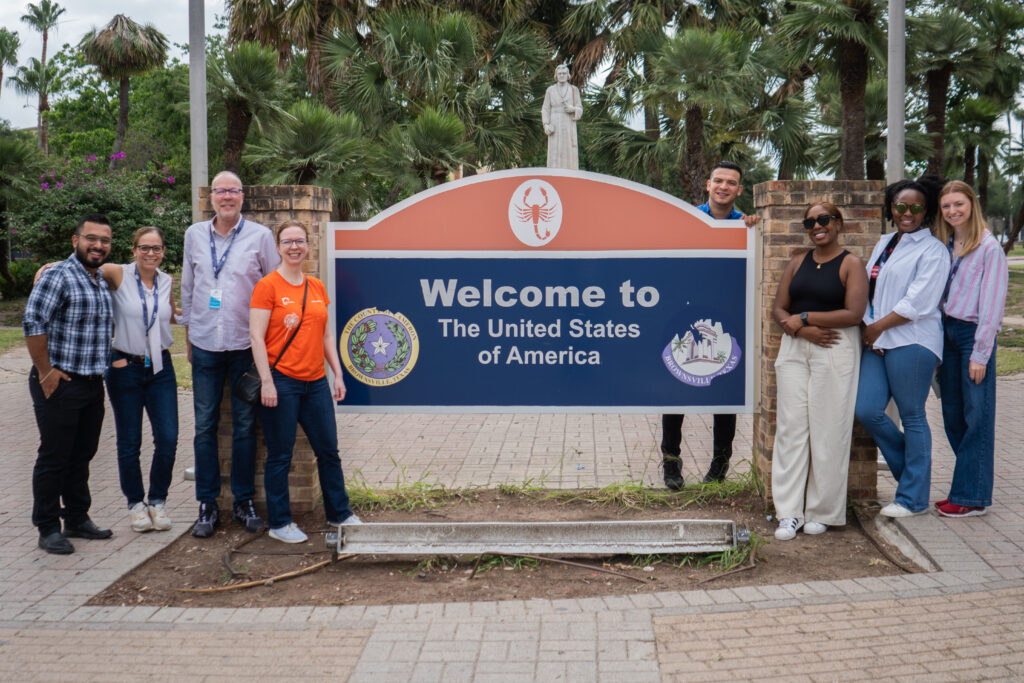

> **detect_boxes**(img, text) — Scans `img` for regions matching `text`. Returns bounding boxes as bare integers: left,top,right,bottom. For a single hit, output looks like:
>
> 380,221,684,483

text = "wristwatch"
800,312,809,326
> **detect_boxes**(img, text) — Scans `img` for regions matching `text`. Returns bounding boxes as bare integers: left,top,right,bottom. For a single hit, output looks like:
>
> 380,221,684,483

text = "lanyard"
868,232,901,318
135,267,159,335
209,217,244,280
941,238,964,308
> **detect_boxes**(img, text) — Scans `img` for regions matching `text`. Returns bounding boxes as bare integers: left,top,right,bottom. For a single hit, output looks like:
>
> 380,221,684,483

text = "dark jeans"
661,414,736,457
940,317,997,508
259,371,353,529
29,368,105,536
191,346,257,506
105,349,178,507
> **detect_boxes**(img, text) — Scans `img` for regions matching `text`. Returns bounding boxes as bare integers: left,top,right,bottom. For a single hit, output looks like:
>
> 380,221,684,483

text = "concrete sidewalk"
0,343,1021,681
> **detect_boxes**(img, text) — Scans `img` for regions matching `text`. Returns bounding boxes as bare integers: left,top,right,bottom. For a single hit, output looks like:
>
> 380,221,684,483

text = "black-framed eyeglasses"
802,215,840,230
135,245,164,254
211,188,243,196
893,202,924,215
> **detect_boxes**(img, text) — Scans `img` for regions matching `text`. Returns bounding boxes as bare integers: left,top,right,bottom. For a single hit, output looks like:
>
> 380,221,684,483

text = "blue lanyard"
941,238,964,308
135,267,159,335
209,217,244,280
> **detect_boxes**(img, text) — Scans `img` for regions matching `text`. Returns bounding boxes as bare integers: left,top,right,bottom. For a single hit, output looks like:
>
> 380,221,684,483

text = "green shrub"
11,154,191,267
0,260,41,300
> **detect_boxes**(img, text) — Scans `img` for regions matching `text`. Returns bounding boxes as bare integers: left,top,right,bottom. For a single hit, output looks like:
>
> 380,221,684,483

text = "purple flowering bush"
13,155,190,266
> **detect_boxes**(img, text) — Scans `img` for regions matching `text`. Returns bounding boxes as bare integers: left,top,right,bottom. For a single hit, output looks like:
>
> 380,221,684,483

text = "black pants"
29,368,105,536
660,414,736,457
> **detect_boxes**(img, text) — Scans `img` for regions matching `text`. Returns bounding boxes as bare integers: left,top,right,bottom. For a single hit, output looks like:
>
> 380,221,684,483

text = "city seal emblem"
340,308,419,386
508,179,563,247
662,318,741,387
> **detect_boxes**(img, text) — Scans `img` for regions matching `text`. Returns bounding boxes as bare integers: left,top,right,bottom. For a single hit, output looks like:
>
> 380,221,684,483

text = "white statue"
542,64,583,170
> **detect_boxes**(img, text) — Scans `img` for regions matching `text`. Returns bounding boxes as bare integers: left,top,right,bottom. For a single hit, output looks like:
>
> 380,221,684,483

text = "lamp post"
887,0,906,184
188,0,208,222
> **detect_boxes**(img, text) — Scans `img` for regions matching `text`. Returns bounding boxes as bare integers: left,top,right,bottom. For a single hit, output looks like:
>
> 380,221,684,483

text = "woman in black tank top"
769,203,868,541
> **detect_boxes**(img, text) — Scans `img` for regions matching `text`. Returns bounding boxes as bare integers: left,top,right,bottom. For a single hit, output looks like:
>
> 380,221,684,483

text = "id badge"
144,355,152,368
209,288,223,309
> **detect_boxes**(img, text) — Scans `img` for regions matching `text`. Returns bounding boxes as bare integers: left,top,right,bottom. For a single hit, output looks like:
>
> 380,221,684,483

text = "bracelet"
40,368,55,383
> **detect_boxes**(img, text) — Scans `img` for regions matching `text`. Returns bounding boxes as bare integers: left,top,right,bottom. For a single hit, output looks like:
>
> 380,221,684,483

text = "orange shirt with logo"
250,271,330,381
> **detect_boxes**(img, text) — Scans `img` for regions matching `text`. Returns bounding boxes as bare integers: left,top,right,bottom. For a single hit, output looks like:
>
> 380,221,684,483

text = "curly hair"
882,175,944,228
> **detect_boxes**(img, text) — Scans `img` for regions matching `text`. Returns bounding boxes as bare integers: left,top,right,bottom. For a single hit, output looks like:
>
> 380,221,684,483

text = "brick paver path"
0,344,1021,681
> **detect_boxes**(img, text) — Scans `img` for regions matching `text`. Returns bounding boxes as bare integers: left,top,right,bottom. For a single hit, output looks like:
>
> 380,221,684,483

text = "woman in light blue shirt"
855,177,950,518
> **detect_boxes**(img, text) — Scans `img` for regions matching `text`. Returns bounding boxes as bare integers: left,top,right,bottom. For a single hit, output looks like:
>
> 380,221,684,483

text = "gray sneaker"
341,514,363,525
268,523,308,544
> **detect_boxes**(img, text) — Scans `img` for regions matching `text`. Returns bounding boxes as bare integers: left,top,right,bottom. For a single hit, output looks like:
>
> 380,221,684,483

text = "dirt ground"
91,491,906,609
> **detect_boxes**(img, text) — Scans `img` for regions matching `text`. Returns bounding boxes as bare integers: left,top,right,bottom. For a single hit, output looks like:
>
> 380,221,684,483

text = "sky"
0,0,225,129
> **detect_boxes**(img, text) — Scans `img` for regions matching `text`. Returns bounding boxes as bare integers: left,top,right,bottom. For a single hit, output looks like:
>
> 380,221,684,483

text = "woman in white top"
854,177,950,518
103,227,179,532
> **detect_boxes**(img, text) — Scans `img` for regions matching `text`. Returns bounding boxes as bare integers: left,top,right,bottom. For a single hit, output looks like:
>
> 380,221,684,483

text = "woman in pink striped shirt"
933,180,1008,518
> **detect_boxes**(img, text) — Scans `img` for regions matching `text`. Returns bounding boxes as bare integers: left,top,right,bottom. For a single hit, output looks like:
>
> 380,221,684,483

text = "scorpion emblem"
512,187,558,240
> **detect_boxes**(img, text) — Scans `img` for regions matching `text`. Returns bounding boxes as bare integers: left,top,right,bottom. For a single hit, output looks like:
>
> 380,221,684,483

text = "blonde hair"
132,226,164,247
935,180,987,257
274,218,309,242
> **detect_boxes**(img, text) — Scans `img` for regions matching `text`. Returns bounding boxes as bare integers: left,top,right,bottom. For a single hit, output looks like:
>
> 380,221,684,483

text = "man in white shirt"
179,171,280,537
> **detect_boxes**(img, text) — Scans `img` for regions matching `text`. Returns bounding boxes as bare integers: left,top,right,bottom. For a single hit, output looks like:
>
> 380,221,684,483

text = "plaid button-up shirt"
23,254,113,376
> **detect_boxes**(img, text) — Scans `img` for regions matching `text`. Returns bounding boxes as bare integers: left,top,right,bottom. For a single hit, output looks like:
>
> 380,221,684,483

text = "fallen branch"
697,537,762,586
224,528,265,576
469,552,646,584
181,554,354,594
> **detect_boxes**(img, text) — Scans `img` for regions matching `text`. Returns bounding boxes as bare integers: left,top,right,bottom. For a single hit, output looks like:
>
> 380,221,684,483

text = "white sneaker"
148,502,172,531
341,514,363,525
880,502,927,518
129,502,153,532
268,523,308,544
804,521,827,535
774,517,803,541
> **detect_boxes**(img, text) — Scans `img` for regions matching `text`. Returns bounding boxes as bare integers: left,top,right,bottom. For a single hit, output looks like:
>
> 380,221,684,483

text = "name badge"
144,355,152,368
209,288,223,309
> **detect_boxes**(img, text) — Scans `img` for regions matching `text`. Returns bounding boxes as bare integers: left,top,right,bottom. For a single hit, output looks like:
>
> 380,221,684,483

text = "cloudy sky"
1,0,225,128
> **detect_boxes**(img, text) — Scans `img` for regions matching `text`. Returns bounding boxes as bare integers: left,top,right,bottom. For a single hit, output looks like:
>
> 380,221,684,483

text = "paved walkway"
0,343,1022,681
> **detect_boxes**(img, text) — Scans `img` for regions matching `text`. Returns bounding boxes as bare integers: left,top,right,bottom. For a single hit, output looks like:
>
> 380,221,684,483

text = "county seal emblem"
340,308,419,386
662,318,741,387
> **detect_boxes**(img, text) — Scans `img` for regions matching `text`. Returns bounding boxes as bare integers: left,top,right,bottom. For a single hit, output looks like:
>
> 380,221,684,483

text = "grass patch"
0,328,24,354
1005,267,1024,319
696,532,766,572
471,555,540,573
0,297,25,327
347,462,473,511
997,348,1024,376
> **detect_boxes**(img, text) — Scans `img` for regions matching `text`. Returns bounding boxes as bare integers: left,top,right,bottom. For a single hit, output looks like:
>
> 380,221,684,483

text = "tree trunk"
642,58,661,190
963,144,975,186
223,105,253,174
978,148,990,215
110,78,131,171
39,93,49,157
838,38,867,180
866,155,886,180
924,66,951,177
0,210,13,285
681,104,705,204
1003,199,1024,254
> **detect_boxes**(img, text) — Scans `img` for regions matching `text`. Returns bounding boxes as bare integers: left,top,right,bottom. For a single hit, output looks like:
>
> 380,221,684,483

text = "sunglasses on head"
802,215,840,230
893,202,924,215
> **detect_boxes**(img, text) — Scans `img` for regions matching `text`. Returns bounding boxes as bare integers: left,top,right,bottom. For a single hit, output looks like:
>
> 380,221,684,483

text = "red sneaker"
936,501,986,518
934,499,948,508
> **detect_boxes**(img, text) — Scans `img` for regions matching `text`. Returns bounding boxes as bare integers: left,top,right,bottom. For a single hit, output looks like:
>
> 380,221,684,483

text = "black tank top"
788,250,849,314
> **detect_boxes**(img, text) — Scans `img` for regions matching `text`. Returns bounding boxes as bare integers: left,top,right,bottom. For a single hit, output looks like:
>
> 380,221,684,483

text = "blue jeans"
855,344,938,512
258,371,353,529
939,317,996,507
191,346,257,506
105,349,178,507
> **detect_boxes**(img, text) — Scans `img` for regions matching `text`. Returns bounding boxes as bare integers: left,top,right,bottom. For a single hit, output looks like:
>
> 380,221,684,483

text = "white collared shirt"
179,215,280,352
862,227,950,359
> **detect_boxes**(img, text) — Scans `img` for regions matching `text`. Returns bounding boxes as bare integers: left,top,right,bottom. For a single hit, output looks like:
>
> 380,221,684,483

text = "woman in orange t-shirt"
249,219,360,543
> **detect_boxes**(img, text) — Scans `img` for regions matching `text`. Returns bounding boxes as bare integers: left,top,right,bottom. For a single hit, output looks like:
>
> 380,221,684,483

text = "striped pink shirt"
941,230,1008,364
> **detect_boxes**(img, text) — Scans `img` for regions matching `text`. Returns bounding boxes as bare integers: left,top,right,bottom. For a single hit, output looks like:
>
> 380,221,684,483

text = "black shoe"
232,499,265,533
63,518,113,539
191,502,219,538
702,449,731,484
38,531,74,554
662,453,684,491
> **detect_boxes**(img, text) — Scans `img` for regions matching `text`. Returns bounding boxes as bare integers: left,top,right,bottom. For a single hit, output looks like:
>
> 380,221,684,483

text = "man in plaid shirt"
23,214,115,554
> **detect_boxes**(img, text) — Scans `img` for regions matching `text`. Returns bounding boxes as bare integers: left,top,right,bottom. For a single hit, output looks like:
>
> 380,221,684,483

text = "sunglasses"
802,215,840,230
893,202,925,215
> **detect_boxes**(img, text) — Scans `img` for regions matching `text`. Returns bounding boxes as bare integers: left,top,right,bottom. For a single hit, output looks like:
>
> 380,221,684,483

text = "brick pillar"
752,180,885,501
198,184,334,515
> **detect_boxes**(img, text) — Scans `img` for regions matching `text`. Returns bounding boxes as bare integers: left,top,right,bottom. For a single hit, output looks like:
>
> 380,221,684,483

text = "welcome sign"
328,169,754,413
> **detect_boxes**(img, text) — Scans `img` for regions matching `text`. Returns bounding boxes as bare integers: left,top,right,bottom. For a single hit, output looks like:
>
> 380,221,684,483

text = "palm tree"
7,58,61,155
0,131,44,284
20,0,64,151
225,0,293,72
209,41,293,173
244,101,370,220
80,15,169,170
0,29,20,102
